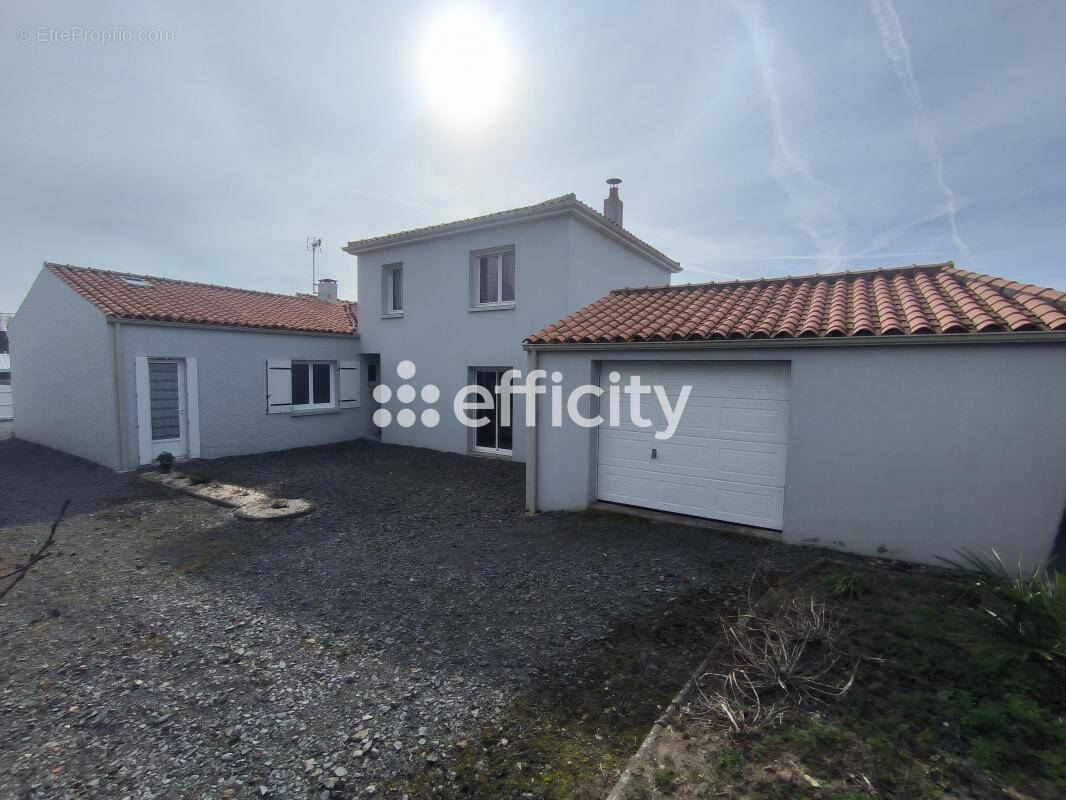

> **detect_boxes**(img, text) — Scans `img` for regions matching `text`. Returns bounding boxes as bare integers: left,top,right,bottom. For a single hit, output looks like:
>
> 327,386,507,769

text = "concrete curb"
140,471,315,520
604,557,830,800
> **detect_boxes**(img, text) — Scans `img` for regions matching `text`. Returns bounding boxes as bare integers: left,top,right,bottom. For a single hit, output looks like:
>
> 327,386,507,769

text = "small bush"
186,469,213,485
155,451,175,473
820,569,868,598
946,549,1066,681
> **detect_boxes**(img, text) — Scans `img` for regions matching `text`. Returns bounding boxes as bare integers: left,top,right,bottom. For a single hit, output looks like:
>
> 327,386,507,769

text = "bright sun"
416,7,513,130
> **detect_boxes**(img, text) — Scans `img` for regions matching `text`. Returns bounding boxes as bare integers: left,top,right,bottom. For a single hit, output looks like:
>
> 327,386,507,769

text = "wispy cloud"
869,0,968,255
729,0,846,266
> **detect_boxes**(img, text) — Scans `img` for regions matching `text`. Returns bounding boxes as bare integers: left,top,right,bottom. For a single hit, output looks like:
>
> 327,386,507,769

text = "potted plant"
156,451,175,474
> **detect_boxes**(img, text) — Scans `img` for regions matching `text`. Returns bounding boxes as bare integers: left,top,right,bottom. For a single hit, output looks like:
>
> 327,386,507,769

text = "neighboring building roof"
46,263,358,336
343,193,681,272
526,263,1066,345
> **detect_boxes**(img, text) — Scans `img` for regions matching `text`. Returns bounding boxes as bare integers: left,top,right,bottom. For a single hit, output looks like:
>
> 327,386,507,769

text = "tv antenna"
306,235,322,293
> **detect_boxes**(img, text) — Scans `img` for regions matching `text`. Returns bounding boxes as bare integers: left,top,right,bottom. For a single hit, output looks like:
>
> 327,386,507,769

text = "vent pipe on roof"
316,278,338,303
603,178,623,226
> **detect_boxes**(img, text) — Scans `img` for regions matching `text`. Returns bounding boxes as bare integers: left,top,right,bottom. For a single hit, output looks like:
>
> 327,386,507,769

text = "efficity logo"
371,360,691,440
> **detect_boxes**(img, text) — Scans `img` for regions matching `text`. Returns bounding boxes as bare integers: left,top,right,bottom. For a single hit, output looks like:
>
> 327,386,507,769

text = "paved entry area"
0,438,816,798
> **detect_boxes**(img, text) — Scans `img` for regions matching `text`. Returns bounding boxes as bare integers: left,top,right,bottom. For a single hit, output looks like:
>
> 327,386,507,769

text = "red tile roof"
47,263,357,335
526,263,1066,345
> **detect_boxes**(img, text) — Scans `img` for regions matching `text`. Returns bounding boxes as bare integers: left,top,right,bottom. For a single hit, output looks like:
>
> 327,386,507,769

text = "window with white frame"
383,263,404,314
291,361,335,410
473,249,515,307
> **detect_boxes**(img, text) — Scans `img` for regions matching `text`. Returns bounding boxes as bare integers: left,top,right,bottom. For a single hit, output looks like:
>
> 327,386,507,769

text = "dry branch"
693,591,856,734
0,498,69,601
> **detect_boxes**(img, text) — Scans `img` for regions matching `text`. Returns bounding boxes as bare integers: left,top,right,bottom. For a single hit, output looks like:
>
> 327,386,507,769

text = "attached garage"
597,362,789,529
525,263,1066,569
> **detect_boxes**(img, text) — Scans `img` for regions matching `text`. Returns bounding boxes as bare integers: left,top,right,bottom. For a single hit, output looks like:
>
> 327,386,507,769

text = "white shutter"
135,356,152,465
186,357,201,458
267,358,292,413
339,361,360,408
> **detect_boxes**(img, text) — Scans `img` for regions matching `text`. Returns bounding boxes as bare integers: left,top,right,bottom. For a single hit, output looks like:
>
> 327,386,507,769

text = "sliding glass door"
473,368,513,455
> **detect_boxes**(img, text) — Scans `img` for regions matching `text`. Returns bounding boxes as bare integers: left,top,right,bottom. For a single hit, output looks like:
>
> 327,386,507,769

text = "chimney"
603,178,623,226
316,278,338,303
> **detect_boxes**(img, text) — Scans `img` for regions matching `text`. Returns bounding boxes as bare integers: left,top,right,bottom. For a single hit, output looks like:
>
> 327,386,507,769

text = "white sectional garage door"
597,362,789,530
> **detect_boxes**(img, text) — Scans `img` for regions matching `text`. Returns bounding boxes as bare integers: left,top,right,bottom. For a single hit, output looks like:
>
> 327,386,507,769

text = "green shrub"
945,549,1066,680
155,451,175,473
187,469,213,485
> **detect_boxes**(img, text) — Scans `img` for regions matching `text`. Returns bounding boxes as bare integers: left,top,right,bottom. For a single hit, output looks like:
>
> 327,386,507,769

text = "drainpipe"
111,320,129,470
525,347,538,515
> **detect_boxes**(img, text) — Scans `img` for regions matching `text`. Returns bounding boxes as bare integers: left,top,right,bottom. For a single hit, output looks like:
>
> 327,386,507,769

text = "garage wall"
532,343,1066,569
119,324,374,466
9,270,120,468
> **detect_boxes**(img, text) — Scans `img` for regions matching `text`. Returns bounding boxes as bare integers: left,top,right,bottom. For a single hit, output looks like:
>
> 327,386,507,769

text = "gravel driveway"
0,438,816,799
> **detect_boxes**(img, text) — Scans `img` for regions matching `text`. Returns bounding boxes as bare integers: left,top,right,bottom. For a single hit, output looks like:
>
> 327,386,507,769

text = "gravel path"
0,438,817,799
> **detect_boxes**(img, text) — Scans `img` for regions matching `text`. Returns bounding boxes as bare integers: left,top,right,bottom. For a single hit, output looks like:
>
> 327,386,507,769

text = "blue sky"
2,0,1064,311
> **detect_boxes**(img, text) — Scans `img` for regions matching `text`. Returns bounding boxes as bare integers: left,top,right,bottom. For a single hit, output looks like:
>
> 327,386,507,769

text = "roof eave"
106,316,359,338
343,200,681,273
523,330,1066,351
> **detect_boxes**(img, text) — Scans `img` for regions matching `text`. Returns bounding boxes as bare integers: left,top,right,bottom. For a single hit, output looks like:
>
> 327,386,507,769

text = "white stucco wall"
9,270,120,467
353,213,672,461
118,323,374,466
532,342,1066,568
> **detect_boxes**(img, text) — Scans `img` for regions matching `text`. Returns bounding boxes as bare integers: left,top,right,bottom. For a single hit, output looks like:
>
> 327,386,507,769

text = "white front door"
597,362,790,530
147,359,187,460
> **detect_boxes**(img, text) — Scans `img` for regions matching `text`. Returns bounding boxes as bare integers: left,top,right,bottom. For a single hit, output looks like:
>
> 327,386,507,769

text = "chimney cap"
607,177,622,186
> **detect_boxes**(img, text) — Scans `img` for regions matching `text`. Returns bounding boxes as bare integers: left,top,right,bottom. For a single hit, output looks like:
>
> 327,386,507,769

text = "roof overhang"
106,316,359,339
523,330,1066,351
343,197,681,273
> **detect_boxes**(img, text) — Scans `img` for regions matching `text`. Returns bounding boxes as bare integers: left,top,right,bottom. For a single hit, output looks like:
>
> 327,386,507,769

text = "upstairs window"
291,361,334,410
474,249,515,307
383,263,404,315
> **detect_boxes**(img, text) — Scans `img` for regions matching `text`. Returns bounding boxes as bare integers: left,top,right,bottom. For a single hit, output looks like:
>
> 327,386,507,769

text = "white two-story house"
343,183,680,461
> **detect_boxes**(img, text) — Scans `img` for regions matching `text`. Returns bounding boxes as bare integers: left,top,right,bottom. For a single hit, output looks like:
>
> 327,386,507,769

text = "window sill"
380,312,405,319
468,302,515,313
291,406,341,417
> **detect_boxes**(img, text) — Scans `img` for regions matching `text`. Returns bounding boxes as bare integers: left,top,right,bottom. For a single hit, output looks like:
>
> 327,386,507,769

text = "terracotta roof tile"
526,263,1066,345
47,263,357,335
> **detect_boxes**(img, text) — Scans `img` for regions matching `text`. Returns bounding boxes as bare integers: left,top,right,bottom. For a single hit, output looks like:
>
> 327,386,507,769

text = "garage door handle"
651,448,657,459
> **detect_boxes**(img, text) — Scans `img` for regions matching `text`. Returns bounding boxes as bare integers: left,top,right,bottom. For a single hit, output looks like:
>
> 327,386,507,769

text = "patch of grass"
396,589,732,800
652,766,676,795
639,564,1065,799
705,745,745,781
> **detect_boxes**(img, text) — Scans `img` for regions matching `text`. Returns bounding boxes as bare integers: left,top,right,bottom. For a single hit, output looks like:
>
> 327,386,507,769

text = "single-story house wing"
524,262,1066,568
10,263,376,470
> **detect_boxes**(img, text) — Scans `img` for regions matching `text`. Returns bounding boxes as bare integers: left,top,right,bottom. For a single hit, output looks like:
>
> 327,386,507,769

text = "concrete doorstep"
140,470,314,520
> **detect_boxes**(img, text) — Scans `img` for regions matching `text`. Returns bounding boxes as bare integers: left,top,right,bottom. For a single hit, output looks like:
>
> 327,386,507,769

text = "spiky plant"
946,549,1066,680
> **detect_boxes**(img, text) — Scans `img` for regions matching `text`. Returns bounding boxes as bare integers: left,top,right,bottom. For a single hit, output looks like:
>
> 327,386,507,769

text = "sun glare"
416,7,514,130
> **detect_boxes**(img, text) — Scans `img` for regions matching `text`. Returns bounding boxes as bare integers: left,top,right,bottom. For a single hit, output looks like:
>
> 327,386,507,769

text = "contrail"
730,0,846,267
869,0,969,255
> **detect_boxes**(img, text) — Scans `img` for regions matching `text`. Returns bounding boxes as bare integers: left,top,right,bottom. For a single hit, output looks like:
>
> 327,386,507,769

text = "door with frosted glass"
148,359,187,459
